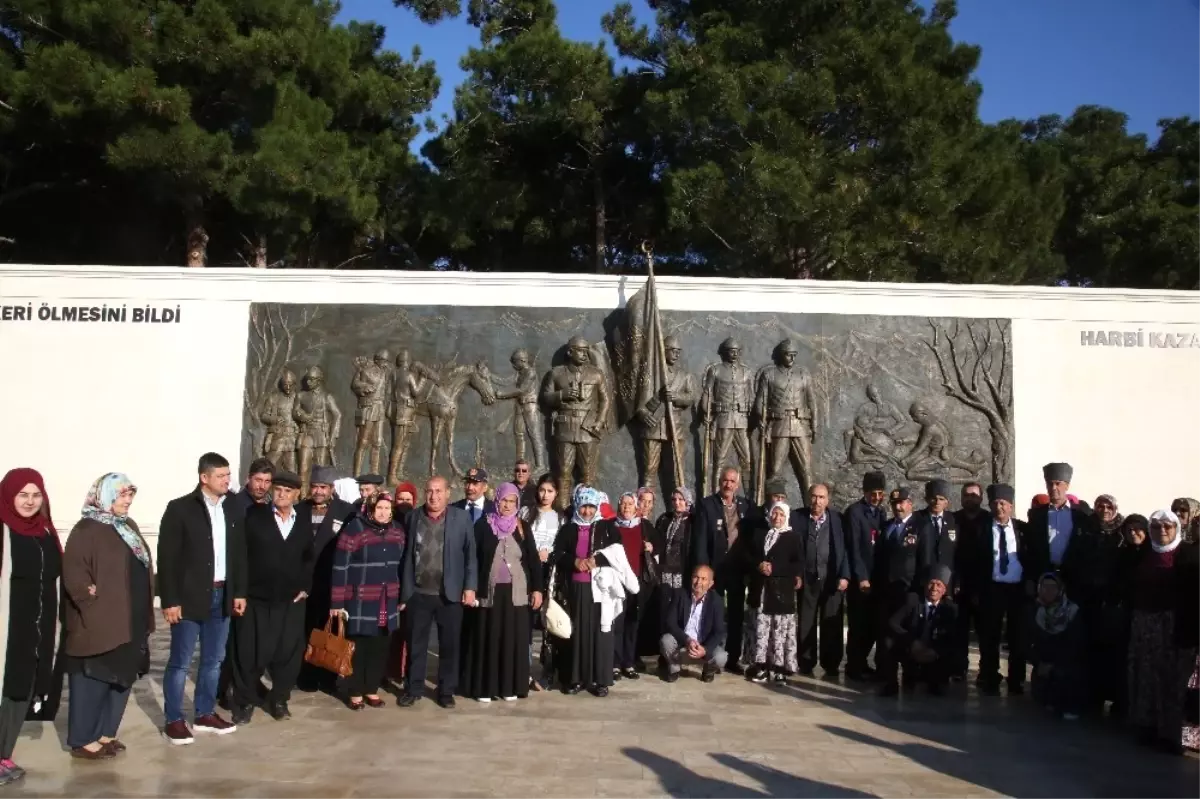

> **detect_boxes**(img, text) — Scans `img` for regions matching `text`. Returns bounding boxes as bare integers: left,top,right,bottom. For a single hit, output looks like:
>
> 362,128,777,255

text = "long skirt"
742,607,798,674
557,582,614,689
1128,610,1186,743
1183,651,1199,751
460,585,531,700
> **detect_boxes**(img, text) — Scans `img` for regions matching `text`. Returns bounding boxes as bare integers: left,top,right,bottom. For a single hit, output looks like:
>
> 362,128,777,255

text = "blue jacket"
400,505,478,603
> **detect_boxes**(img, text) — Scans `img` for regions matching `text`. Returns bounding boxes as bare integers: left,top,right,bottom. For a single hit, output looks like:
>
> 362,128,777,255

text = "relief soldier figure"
899,400,985,481
351,349,391,476
295,365,342,495
754,339,817,497
259,368,299,472
636,336,697,492
386,349,437,485
699,338,753,493
495,348,548,473
540,336,611,508
844,384,908,469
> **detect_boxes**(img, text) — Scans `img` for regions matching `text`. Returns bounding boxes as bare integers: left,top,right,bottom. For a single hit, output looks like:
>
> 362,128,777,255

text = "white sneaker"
477,697,491,704
502,696,517,702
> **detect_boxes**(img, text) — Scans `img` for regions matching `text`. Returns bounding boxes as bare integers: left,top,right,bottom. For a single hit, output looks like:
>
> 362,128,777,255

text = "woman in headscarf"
0,469,62,785
636,488,656,521
1127,509,1188,753
1110,513,1150,719
1074,493,1125,714
519,474,562,690
551,486,619,696
601,492,660,681
62,473,154,759
1031,573,1084,720
654,487,696,591
385,482,420,690
742,501,803,684
1172,498,1199,543
393,482,419,516
1174,519,1199,752
330,492,404,711
460,483,543,702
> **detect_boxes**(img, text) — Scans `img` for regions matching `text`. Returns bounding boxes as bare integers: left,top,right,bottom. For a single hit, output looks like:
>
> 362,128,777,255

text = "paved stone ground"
6,629,1197,798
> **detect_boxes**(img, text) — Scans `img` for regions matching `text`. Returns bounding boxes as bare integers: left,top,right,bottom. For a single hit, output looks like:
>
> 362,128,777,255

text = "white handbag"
544,565,572,639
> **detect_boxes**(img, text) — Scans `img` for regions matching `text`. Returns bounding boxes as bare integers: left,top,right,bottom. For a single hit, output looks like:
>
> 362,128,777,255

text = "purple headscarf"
488,482,521,538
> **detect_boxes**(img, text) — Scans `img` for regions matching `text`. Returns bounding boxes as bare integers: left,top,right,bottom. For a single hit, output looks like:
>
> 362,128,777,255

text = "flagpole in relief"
641,242,686,491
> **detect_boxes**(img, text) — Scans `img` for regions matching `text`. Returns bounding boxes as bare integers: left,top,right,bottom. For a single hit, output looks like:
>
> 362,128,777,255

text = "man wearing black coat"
693,467,753,671
872,487,935,689
843,471,888,680
451,467,496,524
230,472,313,724
230,458,274,519
157,452,248,743
966,483,1031,696
950,482,986,678
794,483,850,677
1026,462,1095,579
912,479,959,590
295,465,356,693
880,565,959,696
660,565,728,682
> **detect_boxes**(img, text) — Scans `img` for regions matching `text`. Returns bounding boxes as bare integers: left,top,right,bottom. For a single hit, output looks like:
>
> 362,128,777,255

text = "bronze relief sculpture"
295,366,342,494
259,368,299,472
540,336,612,508
699,338,753,494
635,335,697,492
754,339,817,502
495,348,549,473
351,349,391,476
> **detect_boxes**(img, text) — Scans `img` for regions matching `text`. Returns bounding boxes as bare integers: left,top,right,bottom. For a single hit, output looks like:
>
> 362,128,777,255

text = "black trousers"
717,575,746,665
952,590,977,676
613,599,644,670
882,647,951,688
978,581,1026,687
231,599,306,707
874,583,910,683
797,578,845,672
404,592,463,699
343,629,390,697
845,583,875,672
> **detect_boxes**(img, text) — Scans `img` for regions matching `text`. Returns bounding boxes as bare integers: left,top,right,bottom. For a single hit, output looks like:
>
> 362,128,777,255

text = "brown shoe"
162,720,194,746
193,713,237,735
105,740,126,754
70,745,115,760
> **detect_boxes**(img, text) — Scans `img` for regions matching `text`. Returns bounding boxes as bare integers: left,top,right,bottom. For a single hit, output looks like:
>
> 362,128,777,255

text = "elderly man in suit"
400,475,478,709
451,467,496,524
694,467,752,671
660,565,728,683
296,465,356,693
795,483,850,678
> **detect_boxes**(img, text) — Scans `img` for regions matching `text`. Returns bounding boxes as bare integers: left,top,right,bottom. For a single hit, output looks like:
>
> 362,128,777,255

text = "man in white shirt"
451,467,496,523
660,566,728,683
973,483,1029,697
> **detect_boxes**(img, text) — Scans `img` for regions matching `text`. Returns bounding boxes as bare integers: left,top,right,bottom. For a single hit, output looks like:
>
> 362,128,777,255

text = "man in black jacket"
451,466,496,523
950,482,985,678
295,465,356,693
694,467,752,671
843,470,887,680
968,483,1030,696
231,458,274,519
795,483,850,677
660,565,728,683
880,565,959,696
158,452,248,745
913,479,958,590
230,472,312,724
1026,462,1094,579
872,487,935,689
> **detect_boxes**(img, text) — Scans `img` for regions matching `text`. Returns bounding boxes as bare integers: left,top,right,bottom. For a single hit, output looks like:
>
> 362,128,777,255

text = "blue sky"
337,0,1200,146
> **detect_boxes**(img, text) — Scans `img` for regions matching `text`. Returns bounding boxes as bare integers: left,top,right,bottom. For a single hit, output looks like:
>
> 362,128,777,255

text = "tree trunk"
592,163,606,274
185,198,208,268
252,233,268,268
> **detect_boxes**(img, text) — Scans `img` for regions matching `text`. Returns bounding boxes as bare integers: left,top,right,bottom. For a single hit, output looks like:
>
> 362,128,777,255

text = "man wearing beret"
1026,462,1094,580
913,479,959,590
352,472,384,512
230,471,313,723
965,483,1030,696
880,565,959,697
843,471,888,680
872,486,935,691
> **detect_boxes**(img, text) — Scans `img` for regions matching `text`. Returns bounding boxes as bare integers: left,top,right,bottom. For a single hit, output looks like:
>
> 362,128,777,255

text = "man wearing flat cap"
913,479,959,590
961,483,1030,696
880,564,959,696
352,472,384,514
452,467,496,523
296,465,355,692
872,486,936,691
1026,462,1094,581
231,471,313,723
843,470,888,680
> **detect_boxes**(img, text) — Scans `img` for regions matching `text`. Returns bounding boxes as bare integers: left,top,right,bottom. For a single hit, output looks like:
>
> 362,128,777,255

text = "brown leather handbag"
304,615,355,677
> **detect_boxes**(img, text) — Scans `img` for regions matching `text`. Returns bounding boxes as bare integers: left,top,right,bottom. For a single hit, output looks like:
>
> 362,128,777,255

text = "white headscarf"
1150,509,1183,554
765,501,791,552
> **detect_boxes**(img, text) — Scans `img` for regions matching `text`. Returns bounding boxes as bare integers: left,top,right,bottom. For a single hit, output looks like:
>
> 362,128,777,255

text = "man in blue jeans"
157,452,248,744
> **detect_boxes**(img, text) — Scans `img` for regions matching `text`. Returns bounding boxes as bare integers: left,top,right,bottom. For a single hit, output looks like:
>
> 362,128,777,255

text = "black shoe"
437,695,456,709
928,683,947,697
564,684,582,695
589,685,609,698
701,667,717,683
980,683,1001,697
726,663,745,676
749,668,768,684
798,667,815,678
612,668,623,682
231,705,253,725
879,682,900,697
1007,683,1025,696
621,668,640,680
397,694,420,708
663,671,680,684
771,671,787,684
266,701,289,721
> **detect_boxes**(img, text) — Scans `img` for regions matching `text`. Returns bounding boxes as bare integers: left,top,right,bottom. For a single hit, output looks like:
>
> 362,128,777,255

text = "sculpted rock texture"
241,303,1012,509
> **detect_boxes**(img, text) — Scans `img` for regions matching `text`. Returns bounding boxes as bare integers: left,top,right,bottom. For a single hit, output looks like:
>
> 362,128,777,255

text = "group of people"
0,455,1196,787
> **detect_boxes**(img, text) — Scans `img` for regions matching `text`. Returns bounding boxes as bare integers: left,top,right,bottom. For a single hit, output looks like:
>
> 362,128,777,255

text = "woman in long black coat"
600,492,662,680
551,486,620,697
741,502,803,684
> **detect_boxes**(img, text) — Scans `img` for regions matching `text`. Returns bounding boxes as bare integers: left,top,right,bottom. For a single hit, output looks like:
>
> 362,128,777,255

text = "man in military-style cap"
843,470,888,680
879,564,959,697
1026,461,1094,580
352,472,384,513
452,466,495,523
913,479,959,591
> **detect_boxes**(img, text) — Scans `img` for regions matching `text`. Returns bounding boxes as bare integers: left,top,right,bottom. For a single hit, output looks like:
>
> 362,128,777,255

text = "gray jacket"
400,505,478,602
